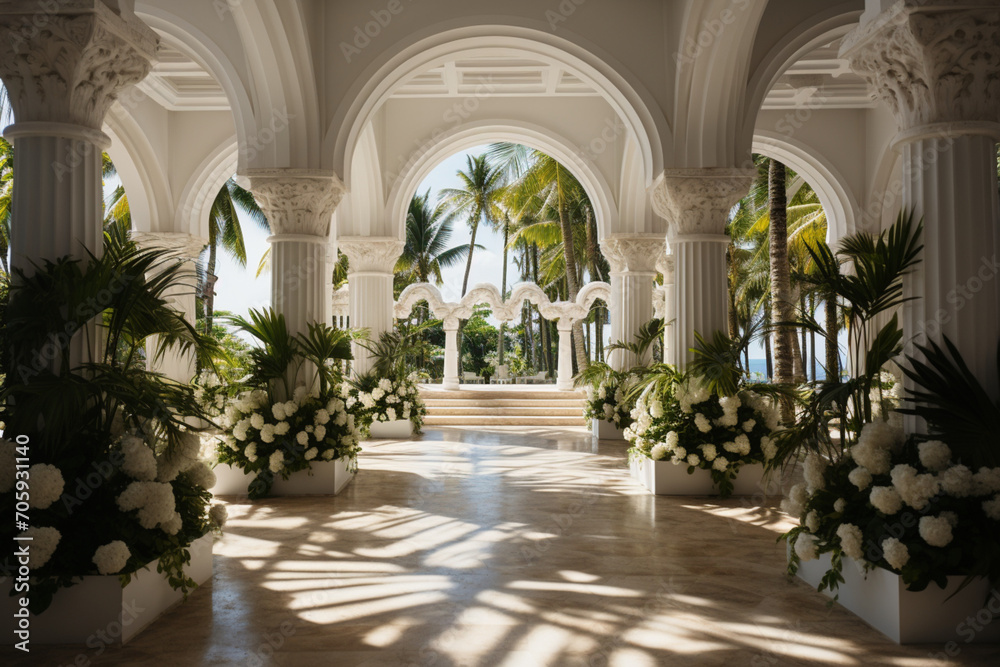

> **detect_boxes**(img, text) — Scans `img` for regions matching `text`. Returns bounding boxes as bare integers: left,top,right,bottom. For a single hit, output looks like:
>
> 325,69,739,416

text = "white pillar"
652,169,754,368
600,235,665,370
658,254,677,366
443,318,460,390
843,1,1000,398
132,232,207,382
556,319,575,391
339,237,404,376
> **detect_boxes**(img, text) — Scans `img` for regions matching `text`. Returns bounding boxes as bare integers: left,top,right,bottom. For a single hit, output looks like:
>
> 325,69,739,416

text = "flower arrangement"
208,309,363,499
584,372,641,431
625,372,781,497
346,372,426,435
213,385,362,499
0,229,224,613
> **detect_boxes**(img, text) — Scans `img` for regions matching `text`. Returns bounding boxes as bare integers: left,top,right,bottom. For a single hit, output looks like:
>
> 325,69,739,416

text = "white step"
425,406,583,417
423,415,587,426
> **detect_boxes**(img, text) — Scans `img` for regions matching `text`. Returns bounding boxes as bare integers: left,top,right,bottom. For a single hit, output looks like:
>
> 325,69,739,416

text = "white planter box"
796,552,1000,644
210,458,355,496
3,533,213,645
629,457,777,496
367,419,413,439
592,418,625,441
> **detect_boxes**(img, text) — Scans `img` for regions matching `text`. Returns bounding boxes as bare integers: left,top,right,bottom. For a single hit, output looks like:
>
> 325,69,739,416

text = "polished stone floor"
8,426,1000,666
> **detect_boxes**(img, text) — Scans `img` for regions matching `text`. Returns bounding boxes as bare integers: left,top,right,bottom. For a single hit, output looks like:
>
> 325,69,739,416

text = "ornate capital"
0,1,158,131
131,231,206,262
656,253,675,283
651,168,754,237
247,169,346,237
339,236,404,274
599,234,665,274
841,1,1000,130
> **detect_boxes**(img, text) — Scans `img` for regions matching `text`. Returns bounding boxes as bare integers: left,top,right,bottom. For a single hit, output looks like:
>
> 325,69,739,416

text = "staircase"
420,387,588,427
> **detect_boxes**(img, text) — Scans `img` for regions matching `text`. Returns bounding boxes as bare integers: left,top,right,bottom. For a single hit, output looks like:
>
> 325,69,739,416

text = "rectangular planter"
367,419,413,439
592,418,625,441
796,552,1000,644
629,457,777,496
210,458,355,496
3,533,213,645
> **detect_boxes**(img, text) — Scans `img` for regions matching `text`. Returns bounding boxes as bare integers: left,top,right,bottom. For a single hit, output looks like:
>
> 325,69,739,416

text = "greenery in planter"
0,228,225,614
578,319,665,431
348,325,429,435
209,309,363,499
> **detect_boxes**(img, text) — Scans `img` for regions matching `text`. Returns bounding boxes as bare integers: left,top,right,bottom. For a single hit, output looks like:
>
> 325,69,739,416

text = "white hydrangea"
269,450,285,474
918,515,954,547
848,467,873,491
28,464,65,510
160,511,183,535
156,432,202,483
712,456,729,472
881,537,909,570
233,420,249,442
761,436,777,461
305,447,319,461
245,443,258,463
314,425,327,441
0,439,17,493
296,431,309,446
650,444,668,461
742,419,756,433
694,413,712,433
378,377,392,392
794,533,818,561
121,436,158,481
20,526,60,569
982,496,1000,520
284,400,299,416
939,465,974,498
272,403,287,420
116,481,177,530
700,444,717,461
209,504,228,529
274,421,290,436
870,486,903,515
890,464,940,511
918,441,952,472
781,483,808,517
250,413,265,430
185,462,217,490
315,409,330,425
686,454,700,467
803,453,828,494
836,523,864,560
371,387,385,401
851,421,903,475
972,468,1000,496
649,401,664,419
93,541,130,575
805,510,820,532
260,424,276,444
733,434,751,456
321,449,336,461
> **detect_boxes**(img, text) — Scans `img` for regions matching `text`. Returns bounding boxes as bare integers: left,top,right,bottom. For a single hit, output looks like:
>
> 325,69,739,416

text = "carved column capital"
599,234,666,274
131,231,206,262
247,169,346,237
656,253,675,284
841,1,1000,132
651,168,755,237
339,236,404,274
0,0,158,131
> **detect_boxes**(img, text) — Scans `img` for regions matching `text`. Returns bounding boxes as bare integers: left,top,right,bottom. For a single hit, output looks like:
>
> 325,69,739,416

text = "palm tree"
397,190,474,287
203,180,269,333
489,143,590,372
439,154,506,297
0,137,12,275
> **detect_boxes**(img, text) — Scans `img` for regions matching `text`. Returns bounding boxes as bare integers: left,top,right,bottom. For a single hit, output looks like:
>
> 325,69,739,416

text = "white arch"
383,120,619,241
136,4,256,172
753,131,861,244
396,281,612,324
327,27,666,186
104,104,172,233
174,138,239,239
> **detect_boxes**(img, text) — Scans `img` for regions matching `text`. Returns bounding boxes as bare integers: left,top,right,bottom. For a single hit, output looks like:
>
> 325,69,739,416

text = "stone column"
442,317,460,390
556,318,575,391
339,237,405,376
132,232,207,382
599,235,665,370
248,169,344,341
0,2,157,270
658,253,677,366
842,1,1000,396
652,169,754,368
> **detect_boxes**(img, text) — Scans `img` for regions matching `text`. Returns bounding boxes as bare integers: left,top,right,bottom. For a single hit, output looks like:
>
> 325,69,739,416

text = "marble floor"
8,427,999,666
